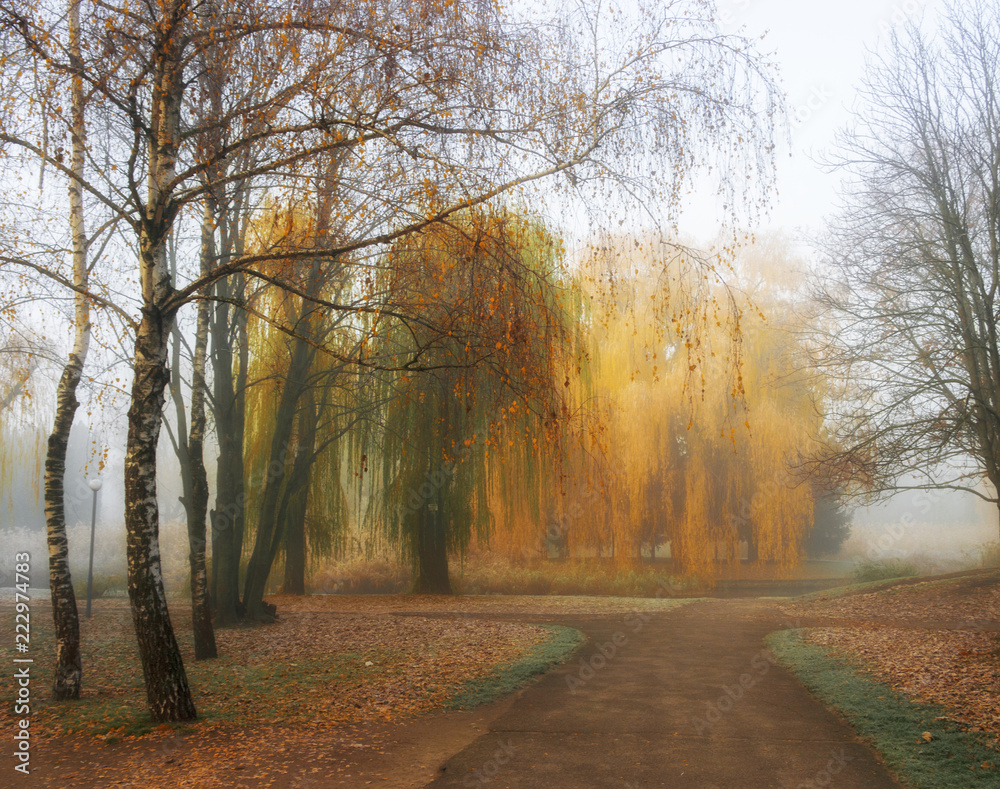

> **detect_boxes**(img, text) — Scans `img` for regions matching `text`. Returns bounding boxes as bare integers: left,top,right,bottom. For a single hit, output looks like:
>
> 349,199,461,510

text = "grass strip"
793,576,929,603
767,629,999,788
448,624,585,709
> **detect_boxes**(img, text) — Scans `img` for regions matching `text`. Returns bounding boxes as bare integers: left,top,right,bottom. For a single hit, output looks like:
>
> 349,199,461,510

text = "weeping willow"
482,235,823,576
239,201,370,609
0,335,45,515
369,208,574,592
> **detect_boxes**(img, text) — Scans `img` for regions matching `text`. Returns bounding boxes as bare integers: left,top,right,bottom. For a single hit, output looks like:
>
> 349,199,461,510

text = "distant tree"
804,485,852,558
811,1,1000,533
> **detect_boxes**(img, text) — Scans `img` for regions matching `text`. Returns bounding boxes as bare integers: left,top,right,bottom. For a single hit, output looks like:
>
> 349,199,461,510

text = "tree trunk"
669,535,684,574
281,390,317,596
413,502,452,594
185,206,217,659
281,493,307,595
123,11,197,719
125,304,197,721
45,372,84,700
167,237,216,659
242,247,325,619
413,402,452,595
241,331,313,619
44,0,87,701
210,284,247,626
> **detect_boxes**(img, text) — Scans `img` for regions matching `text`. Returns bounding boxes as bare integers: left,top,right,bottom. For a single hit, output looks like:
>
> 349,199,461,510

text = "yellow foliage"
482,235,823,577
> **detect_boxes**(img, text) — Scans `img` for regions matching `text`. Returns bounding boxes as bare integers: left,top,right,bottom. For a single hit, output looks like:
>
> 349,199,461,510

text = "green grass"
794,575,928,603
852,558,919,583
767,629,999,788
447,624,585,709
73,573,128,600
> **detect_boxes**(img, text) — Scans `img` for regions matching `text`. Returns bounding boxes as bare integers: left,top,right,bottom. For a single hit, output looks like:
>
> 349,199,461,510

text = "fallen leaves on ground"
0,594,573,788
783,571,1000,747
1,598,555,738
784,572,1000,628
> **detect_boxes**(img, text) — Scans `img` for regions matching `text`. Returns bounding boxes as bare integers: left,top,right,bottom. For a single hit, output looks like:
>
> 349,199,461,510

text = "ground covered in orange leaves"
781,570,1000,747
0,592,684,788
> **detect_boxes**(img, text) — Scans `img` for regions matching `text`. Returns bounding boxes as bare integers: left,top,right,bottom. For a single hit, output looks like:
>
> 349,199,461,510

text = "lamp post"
85,478,101,618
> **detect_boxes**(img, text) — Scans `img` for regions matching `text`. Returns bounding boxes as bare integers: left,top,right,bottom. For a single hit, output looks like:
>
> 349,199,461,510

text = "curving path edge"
423,599,901,789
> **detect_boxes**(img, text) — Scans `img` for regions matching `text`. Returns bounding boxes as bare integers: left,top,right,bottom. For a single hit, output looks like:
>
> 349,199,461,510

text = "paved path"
424,600,901,788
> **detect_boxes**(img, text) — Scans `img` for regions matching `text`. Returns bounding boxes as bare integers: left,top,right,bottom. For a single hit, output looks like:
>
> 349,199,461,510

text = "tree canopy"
811,0,1000,528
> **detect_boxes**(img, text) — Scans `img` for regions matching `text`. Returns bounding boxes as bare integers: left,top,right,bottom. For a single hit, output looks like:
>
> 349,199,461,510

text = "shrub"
852,558,918,583
73,573,128,599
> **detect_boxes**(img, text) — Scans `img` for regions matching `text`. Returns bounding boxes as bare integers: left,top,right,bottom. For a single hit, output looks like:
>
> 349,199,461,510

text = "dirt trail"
424,599,901,788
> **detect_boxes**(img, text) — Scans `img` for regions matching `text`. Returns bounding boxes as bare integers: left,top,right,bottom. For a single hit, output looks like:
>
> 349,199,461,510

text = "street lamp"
85,478,102,618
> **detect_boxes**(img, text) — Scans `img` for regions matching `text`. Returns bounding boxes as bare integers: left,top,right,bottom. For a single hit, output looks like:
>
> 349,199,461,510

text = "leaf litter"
782,570,1000,749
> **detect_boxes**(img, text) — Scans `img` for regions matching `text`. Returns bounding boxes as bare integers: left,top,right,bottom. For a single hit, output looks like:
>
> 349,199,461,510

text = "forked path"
425,599,901,788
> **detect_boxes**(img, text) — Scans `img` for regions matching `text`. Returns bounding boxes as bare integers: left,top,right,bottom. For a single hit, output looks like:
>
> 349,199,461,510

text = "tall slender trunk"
123,3,196,721
281,488,307,595
241,157,341,618
210,285,247,626
45,373,85,701
168,0,222,657
241,326,314,619
281,389,317,595
44,0,87,701
167,236,216,660
185,204,217,659
210,179,248,626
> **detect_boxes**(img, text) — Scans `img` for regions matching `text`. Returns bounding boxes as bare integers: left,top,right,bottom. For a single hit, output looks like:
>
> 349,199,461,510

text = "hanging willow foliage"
478,235,822,576
239,200,369,603
367,208,576,592
0,333,46,513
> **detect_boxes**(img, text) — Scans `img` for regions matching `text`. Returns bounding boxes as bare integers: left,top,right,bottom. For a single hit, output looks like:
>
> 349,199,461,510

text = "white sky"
682,0,946,242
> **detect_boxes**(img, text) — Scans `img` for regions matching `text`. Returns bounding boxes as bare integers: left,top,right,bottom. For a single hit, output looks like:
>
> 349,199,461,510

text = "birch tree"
41,0,89,700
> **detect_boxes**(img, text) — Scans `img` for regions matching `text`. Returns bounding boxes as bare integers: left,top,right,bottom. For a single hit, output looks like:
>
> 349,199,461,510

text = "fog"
5,421,997,592
0,417,192,592
842,489,998,572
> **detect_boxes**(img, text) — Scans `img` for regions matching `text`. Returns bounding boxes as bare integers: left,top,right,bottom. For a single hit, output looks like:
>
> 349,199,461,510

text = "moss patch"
447,624,585,709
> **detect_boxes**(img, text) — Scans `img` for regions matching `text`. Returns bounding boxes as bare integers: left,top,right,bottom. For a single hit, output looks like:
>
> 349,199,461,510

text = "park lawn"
0,595,585,740
774,570,1000,787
